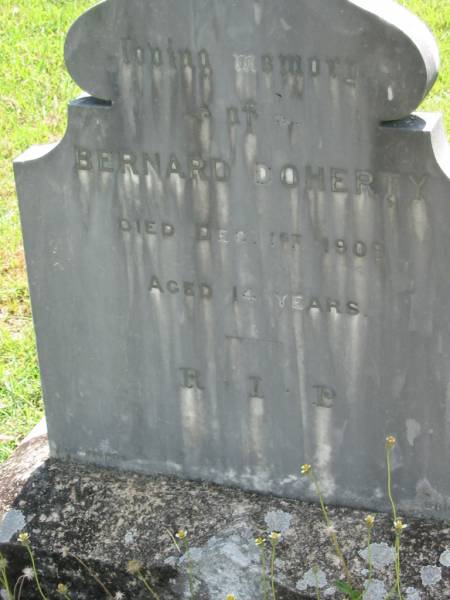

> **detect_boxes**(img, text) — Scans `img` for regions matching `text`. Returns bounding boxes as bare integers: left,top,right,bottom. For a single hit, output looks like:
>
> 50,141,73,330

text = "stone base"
0,432,449,599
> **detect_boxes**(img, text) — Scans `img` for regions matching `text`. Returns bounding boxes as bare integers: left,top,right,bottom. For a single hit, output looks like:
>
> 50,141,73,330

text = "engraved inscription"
313,385,336,408
119,37,359,90
274,294,360,316
150,276,213,299
120,219,175,237
180,368,203,390
75,148,231,181
249,376,264,399
121,38,212,74
234,54,257,73
409,174,429,201
77,147,424,203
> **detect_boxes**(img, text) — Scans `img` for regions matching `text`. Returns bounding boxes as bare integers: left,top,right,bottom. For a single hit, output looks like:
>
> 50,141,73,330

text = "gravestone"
14,0,450,518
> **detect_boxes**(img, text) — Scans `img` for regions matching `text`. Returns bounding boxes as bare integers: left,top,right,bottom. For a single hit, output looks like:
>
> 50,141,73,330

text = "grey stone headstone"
14,0,450,517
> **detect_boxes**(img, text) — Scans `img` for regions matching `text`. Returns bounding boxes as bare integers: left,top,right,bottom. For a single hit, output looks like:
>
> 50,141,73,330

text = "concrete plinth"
0,431,448,599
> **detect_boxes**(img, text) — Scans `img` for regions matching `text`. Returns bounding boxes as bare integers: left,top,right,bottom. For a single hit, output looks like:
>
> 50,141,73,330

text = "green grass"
0,327,42,461
0,0,449,462
401,0,450,122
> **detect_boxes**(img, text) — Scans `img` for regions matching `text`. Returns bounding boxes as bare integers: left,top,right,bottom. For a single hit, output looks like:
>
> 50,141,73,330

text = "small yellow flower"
394,518,407,533
386,436,397,448
255,537,265,547
175,529,188,541
57,583,69,594
301,464,312,475
18,532,30,545
268,531,282,544
365,515,375,528
226,595,236,600
126,559,142,574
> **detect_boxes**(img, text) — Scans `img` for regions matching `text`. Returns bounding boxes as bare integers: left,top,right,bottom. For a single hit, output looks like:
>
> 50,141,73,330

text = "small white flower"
57,583,69,595
268,531,282,543
324,524,336,537
22,567,34,581
60,547,69,558
18,532,29,545
114,592,125,599
126,560,142,575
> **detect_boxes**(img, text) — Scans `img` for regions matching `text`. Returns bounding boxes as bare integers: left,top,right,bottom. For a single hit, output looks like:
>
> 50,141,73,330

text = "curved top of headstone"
65,0,439,122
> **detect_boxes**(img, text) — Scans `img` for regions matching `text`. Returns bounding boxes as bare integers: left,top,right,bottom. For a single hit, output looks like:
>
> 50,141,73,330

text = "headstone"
14,0,450,517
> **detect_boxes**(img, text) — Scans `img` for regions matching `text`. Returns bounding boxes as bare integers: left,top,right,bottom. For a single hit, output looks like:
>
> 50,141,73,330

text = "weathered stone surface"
14,0,450,517
1,436,449,599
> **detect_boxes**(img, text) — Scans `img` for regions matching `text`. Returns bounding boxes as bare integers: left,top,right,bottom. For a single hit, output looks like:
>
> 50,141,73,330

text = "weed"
56,582,72,599
300,464,353,587
365,515,376,587
65,550,115,599
175,529,196,600
268,532,282,600
313,565,321,600
255,536,269,600
18,533,48,600
385,436,407,600
127,560,160,600
0,553,12,600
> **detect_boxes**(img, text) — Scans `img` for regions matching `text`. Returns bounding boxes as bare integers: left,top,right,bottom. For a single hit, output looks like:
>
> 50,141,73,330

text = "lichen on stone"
362,579,387,600
0,510,26,543
295,567,328,591
264,510,292,534
439,549,450,567
405,586,422,599
175,528,262,599
359,542,395,570
420,565,442,586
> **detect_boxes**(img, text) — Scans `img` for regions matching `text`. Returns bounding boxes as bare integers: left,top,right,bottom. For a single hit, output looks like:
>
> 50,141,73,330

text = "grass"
401,0,450,121
0,0,449,462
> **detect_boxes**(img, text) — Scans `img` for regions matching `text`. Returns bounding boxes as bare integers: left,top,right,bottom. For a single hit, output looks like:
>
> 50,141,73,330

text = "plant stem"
367,528,373,585
17,576,26,600
68,553,114,598
138,571,161,600
309,470,353,585
183,538,196,600
394,534,403,600
13,574,24,600
385,588,393,600
384,535,404,600
386,446,397,522
165,529,181,554
24,545,48,600
260,546,268,600
313,566,321,600
386,444,403,599
270,541,277,600
0,567,13,600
